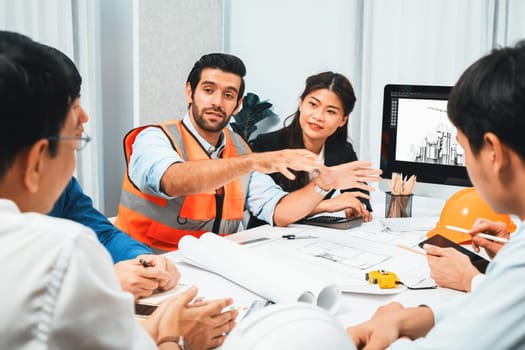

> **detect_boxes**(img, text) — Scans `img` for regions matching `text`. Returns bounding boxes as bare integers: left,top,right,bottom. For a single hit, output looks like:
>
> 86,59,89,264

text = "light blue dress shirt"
387,221,525,349
128,114,287,226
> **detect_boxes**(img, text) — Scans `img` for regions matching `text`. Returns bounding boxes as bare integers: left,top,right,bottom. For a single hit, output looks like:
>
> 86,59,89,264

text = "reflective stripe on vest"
116,121,251,250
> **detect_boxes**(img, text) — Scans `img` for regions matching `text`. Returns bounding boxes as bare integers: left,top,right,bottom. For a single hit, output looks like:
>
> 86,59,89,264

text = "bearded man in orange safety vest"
115,53,381,251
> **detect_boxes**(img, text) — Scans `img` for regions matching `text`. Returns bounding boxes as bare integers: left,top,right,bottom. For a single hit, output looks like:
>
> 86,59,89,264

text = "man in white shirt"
0,30,236,350
348,40,525,349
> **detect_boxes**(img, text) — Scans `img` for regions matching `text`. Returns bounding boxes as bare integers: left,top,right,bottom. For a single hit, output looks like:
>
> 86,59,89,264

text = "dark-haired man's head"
43,45,89,138
0,30,76,213
185,53,246,138
186,53,246,101
448,40,525,215
44,45,82,100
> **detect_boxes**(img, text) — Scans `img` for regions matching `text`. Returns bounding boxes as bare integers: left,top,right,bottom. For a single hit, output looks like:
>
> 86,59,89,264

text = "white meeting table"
163,213,465,329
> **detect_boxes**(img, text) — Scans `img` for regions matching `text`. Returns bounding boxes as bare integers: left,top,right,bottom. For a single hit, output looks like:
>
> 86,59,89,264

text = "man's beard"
192,103,231,132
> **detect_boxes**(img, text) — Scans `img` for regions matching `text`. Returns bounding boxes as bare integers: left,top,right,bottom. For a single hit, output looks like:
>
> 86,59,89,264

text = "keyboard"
297,215,364,230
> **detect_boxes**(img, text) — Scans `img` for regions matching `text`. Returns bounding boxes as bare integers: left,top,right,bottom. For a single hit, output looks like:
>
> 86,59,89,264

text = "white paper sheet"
178,233,342,314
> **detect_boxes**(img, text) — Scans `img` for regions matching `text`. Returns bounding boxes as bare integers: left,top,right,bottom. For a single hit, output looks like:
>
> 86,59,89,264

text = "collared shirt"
0,199,156,349
128,113,287,225
181,112,226,157
388,221,525,349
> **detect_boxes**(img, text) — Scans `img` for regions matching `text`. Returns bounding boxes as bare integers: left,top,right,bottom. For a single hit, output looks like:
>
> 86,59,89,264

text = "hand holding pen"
139,258,153,268
446,218,510,259
470,218,510,259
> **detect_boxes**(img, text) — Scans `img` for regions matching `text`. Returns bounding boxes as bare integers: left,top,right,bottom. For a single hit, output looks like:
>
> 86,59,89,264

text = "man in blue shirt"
46,46,179,299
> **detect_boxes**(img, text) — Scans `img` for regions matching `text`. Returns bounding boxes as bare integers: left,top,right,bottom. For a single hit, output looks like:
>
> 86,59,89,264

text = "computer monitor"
379,84,472,199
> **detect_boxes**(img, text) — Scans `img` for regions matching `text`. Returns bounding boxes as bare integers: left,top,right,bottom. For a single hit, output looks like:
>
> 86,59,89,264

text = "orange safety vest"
115,120,251,250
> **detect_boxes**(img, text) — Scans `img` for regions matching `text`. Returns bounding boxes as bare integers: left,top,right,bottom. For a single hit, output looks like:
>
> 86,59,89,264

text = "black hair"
186,53,246,102
0,31,71,179
275,71,356,191
44,45,82,100
448,40,525,160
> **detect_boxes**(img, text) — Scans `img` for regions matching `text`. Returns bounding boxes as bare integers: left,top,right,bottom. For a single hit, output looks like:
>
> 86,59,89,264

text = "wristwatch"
157,336,188,349
311,169,331,196
313,182,331,196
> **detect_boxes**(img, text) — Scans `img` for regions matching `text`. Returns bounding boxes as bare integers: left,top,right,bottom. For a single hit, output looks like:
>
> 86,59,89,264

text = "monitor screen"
380,84,471,198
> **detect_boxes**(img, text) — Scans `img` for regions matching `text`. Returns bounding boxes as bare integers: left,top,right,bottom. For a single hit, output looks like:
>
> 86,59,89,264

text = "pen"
139,258,152,267
446,225,509,244
282,234,318,240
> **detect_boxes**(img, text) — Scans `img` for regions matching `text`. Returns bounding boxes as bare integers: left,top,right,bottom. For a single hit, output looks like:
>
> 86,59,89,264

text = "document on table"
178,233,342,314
379,216,439,232
245,224,432,290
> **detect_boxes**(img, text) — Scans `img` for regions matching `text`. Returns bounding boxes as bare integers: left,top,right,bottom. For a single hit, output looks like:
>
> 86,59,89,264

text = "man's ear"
484,132,511,172
23,139,49,194
185,83,193,104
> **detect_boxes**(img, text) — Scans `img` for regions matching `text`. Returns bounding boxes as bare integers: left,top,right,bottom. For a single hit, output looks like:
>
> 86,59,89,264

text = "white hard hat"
222,302,356,350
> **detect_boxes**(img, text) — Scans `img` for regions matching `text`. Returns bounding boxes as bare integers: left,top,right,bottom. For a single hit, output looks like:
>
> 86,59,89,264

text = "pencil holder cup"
385,192,413,218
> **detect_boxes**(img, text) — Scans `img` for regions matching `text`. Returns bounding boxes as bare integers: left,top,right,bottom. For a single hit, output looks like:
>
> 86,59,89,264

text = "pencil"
397,244,427,256
445,225,508,244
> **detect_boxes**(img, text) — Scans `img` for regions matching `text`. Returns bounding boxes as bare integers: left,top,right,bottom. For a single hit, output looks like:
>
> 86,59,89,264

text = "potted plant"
230,92,278,142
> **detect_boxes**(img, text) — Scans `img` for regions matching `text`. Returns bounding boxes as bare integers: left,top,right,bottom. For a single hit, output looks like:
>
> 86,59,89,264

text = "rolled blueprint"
179,233,341,314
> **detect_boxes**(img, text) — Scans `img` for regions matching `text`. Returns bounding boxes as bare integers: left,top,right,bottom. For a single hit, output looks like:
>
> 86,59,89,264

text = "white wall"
224,0,360,132
99,0,224,216
224,0,500,162
99,0,134,216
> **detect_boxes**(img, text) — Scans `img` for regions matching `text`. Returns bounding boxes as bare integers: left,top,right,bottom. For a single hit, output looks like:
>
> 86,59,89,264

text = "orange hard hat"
427,187,516,243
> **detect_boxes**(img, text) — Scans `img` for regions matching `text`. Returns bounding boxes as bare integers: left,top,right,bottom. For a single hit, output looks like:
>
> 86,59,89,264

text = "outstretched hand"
316,161,382,191
252,149,322,179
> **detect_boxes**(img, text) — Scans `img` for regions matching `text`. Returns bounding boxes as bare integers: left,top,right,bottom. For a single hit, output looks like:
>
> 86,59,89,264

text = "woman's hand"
316,192,373,222
315,161,382,191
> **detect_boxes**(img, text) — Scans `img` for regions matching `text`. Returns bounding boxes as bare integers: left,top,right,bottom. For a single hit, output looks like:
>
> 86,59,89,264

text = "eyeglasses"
47,133,92,151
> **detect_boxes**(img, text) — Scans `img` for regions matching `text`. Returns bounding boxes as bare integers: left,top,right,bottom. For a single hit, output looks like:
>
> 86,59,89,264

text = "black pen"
139,258,152,267
282,234,318,240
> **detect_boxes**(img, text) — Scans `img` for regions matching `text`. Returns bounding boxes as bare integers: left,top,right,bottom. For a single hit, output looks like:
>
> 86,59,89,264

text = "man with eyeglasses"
45,46,180,299
0,30,237,350
47,133,91,150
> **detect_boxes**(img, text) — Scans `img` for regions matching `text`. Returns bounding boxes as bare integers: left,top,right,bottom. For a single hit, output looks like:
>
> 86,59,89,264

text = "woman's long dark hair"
276,71,356,191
